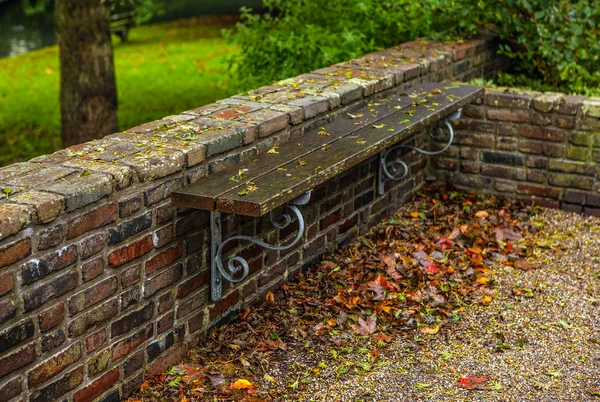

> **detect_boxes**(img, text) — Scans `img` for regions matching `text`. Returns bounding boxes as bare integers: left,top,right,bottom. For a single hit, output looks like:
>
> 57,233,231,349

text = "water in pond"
0,0,262,58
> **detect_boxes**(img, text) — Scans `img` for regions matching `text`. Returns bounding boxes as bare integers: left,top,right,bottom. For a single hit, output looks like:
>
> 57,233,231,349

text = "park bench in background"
173,83,483,301
110,11,136,42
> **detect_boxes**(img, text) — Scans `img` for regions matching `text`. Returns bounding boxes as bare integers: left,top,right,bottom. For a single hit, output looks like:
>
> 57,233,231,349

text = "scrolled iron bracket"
377,108,461,195
209,190,311,302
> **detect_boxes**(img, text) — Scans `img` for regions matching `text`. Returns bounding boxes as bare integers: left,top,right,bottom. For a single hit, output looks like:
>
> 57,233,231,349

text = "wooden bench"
172,83,483,301
110,11,136,43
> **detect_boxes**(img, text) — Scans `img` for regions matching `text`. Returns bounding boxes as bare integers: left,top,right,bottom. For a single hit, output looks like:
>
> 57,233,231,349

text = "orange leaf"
265,291,275,303
231,379,256,390
475,211,489,219
476,275,489,285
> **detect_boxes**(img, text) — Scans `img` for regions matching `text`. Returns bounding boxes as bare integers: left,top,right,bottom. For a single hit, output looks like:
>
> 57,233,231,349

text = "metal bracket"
209,190,311,302
378,108,462,195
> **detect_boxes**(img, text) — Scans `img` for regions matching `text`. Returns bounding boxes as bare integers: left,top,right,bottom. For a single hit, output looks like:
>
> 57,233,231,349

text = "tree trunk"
55,0,118,147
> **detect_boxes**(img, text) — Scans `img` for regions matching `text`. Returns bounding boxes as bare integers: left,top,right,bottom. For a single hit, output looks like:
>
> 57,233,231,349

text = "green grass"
0,16,238,167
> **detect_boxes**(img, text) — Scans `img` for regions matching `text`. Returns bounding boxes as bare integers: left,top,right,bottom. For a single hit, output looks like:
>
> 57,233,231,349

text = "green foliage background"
228,0,600,95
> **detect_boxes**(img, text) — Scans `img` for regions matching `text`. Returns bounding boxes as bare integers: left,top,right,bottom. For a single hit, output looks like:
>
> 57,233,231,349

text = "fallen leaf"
514,259,541,271
458,376,488,390
231,379,256,390
475,210,489,218
420,325,440,334
265,291,275,303
352,316,376,335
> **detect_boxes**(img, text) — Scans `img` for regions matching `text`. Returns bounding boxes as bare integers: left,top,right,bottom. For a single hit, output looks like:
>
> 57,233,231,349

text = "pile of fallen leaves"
130,184,541,401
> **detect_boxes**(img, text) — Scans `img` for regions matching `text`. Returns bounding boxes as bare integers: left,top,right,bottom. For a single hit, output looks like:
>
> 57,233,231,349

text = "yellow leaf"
267,146,279,154
373,124,386,129
483,295,493,304
231,379,254,389
420,325,440,334
476,275,490,285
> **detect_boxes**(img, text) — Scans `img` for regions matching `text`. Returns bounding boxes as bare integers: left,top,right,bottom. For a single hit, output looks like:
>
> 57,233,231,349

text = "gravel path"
261,207,600,401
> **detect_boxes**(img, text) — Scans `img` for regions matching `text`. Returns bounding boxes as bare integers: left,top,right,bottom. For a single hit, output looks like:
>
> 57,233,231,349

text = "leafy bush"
228,0,600,95
225,0,441,91
433,0,600,95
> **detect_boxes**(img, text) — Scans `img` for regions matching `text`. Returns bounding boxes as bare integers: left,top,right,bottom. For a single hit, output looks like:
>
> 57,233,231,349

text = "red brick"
28,342,82,387
177,271,209,299
0,299,16,325
85,328,107,353
121,264,141,288
145,343,187,377
517,184,560,199
555,115,575,129
520,125,566,142
119,194,142,218
188,310,205,334
0,343,36,379
157,312,174,334
145,242,183,274
320,209,342,231
108,235,153,268
21,244,78,285
111,302,154,337
209,290,239,320
11,190,65,225
0,238,31,269
518,140,565,157
73,367,119,402
0,377,22,401
155,204,174,224
0,271,14,296
80,233,106,259
82,257,105,282
434,157,458,171
111,324,152,361
481,165,526,181
24,271,78,312
158,291,174,314
144,264,183,298
486,93,531,109
0,203,32,241
68,277,118,316
38,224,65,250
153,224,174,249
67,203,117,239
30,366,83,402
39,301,65,332
68,298,119,337
530,111,552,126
487,108,529,123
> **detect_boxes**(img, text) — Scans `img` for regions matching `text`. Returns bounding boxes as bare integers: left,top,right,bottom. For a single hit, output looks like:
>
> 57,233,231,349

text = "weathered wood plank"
215,84,483,216
172,88,420,210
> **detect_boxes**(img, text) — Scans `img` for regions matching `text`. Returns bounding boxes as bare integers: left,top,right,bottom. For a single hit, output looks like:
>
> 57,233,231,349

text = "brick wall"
433,88,600,215
0,37,505,402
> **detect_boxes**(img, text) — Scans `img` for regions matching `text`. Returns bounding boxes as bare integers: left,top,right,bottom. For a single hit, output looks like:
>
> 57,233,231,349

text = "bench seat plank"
172,83,483,215
173,90,420,210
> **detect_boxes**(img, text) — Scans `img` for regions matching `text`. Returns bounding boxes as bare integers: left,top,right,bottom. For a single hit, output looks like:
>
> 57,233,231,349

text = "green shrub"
225,0,441,91
433,0,600,95
228,0,600,95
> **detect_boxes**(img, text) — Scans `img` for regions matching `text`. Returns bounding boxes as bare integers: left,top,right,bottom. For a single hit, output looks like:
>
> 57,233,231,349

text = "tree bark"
55,0,118,147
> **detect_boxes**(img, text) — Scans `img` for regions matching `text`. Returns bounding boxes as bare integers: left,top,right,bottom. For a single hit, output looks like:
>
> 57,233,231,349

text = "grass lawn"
0,16,238,167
